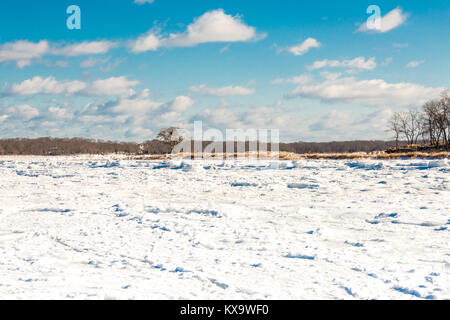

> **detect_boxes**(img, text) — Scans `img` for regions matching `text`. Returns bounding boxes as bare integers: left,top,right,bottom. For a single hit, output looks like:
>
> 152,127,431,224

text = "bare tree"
156,127,186,151
389,112,402,148
397,111,415,145
437,91,450,145
408,109,423,145
389,110,425,147
423,100,439,145
421,92,450,146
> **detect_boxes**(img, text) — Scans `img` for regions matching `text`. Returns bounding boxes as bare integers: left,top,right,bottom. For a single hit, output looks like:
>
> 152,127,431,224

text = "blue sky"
0,0,449,142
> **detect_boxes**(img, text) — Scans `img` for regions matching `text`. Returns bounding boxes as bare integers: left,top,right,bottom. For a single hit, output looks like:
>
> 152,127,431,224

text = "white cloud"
8,76,87,95
192,103,399,141
0,115,9,123
308,108,394,140
160,111,182,122
110,95,162,115
110,91,194,120
307,57,376,71
130,9,265,52
166,9,262,47
286,75,444,108
357,7,408,33
79,115,111,124
130,31,161,53
319,71,343,81
192,106,295,140
168,96,194,112
190,84,255,96
52,41,117,57
74,90,194,137
127,127,153,140
194,108,241,127
287,38,321,56
48,107,74,120
0,40,117,68
0,40,49,68
7,105,40,120
6,76,139,97
406,60,425,68
83,77,139,96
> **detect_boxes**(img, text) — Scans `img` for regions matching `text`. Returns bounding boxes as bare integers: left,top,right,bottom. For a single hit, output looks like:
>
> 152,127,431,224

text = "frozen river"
0,156,448,299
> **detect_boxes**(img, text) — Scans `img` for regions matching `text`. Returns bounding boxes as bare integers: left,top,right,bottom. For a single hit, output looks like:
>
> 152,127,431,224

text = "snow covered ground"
0,156,448,300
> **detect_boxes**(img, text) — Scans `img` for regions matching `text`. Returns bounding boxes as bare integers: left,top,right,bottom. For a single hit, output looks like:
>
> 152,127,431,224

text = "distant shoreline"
0,137,448,159
0,137,411,156
1,150,449,160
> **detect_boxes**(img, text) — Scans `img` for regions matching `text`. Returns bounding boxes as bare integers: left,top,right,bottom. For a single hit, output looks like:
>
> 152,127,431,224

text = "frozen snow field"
0,155,448,300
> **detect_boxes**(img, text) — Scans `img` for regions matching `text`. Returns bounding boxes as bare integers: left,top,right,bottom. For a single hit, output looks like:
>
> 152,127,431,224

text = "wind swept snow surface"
0,156,448,299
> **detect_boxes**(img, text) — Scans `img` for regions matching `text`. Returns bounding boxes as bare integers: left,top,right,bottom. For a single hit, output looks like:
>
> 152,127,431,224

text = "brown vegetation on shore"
131,149,450,161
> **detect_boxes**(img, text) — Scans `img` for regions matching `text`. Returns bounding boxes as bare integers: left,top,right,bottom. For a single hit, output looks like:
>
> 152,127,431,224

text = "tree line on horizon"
0,137,140,155
0,136,401,156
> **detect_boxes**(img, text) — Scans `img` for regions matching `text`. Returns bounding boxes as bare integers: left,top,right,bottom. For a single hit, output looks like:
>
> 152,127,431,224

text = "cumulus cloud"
307,57,376,71
0,91,194,142
286,75,444,108
6,76,139,97
8,76,87,95
110,95,162,115
168,96,194,112
6,105,40,120
106,89,194,120
0,40,117,68
357,7,408,33
2,10,260,65
130,9,265,52
190,84,255,96
0,40,49,68
129,31,161,53
165,9,262,47
83,77,139,96
287,38,321,56
74,90,195,140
